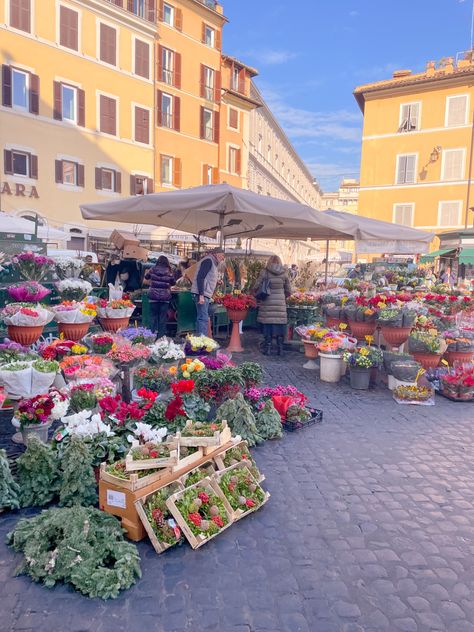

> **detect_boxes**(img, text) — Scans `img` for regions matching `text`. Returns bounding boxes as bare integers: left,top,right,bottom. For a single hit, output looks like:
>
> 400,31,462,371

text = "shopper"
441,266,455,288
146,256,175,337
191,248,225,336
255,255,292,356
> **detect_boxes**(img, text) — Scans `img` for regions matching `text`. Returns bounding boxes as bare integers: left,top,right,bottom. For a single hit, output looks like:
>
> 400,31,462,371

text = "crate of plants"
178,420,232,448
214,440,264,483
284,405,323,431
393,384,435,406
135,481,185,554
438,368,474,402
173,445,204,471
166,477,233,549
213,462,269,522
100,460,172,492
125,440,178,472
179,460,216,488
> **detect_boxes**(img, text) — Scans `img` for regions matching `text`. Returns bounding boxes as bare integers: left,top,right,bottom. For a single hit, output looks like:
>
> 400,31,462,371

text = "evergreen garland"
7,506,141,600
0,449,20,510
256,400,283,440
216,393,263,447
16,438,60,508
59,437,97,508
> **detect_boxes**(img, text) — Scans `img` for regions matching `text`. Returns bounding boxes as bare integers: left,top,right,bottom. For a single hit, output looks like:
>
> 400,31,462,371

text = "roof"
222,54,259,77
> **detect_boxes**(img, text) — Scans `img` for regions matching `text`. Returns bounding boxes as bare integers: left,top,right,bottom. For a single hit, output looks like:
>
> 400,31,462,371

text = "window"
229,147,240,174
134,106,150,144
231,64,245,93
163,3,174,25
130,174,152,195
229,108,238,129
439,201,462,226
202,108,213,141
55,159,84,186
396,154,416,184
202,66,214,101
161,155,173,185
3,66,39,114
62,160,77,185
134,39,150,79
393,203,414,226
12,68,28,109
59,5,78,51
100,23,116,66
158,46,181,88
95,167,121,192
442,149,465,181
101,168,114,191
4,149,37,178
99,95,117,136
10,0,30,32
399,102,420,132
160,92,172,128
203,24,215,47
162,47,173,85
62,85,77,123
12,151,28,176
232,66,240,91
157,91,180,131
53,82,85,126
446,95,468,127
202,164,218,185
132,0,146,18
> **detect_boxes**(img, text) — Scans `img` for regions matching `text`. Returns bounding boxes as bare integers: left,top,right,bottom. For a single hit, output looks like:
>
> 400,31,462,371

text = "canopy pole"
324,240,329,286
218,212,224,248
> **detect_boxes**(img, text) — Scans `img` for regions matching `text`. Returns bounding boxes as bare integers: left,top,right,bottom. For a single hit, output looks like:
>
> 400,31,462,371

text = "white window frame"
101,167,115,192
131,0,146,18
56,2,82,54
163,2,174,26
395,153,417,185
11,68,29,111
62,159,78,186
398,101,421,132
392,203,415,227
132,102,152,146
227,107,240,131
11,150,30,177
204,24,215,48
162,47,174,85
203,66,214,101
7,0,35,34
445,94,469,127
203,107,214,142
132,35,151,80
441,148,466,182
161,92,173,128
228,144,239,174
161,155,173,186
61,83,77,124
96,18,118,68
438,200,462,227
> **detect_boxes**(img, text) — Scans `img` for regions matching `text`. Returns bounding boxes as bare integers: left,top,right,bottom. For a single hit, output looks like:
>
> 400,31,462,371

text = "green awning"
459,248,474,265
420,248,455,263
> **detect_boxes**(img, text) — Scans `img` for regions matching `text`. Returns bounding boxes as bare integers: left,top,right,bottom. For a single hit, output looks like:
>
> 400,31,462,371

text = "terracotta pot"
226,309,248,323
58,321,90,342
380,326,412,349
445,351,474,365
326,316,345,330
303,341,318,358
348,320,376,341
7,324,44,346
100,317,130,332
411,352,442,370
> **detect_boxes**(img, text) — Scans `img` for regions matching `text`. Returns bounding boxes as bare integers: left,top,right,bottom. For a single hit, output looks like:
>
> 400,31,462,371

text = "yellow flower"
169,366,177,375
365,335,374,345
428,328,438,336
341,296,349,305
183,371,190,378
377,301,386,309
339,323,348,331
181,363,188,372
359,347,369,356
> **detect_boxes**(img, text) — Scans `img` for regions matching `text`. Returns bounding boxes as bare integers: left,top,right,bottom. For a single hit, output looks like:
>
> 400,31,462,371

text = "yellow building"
354,54,474,238
321,178,359,213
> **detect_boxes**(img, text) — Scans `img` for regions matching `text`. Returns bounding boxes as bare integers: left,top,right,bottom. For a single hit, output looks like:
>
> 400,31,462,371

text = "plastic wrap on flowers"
390,360,422,383
96,299,135,319
0,360,59,397
53,302,97,324
56,279,93,302
1,304,54,327
7,283,51,303
60,356,117,383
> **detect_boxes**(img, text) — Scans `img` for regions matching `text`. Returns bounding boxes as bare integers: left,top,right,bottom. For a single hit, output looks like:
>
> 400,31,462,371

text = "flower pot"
21,421,52,444
226,309,248,323
319,353,342,383
326,317,345,330
380,326,412,349
100,317,130,333
411,352,442,370
349,367,371,390
226,309,248,353
458,387,474,401
57,321,90,342
303,341,318,358
340,359,347,377
444,351,474,366
7,324,44,346
348,320,377,341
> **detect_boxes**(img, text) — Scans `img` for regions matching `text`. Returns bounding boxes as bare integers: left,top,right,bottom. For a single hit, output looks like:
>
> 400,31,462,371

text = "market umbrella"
80,183,355,243
0,212,68,241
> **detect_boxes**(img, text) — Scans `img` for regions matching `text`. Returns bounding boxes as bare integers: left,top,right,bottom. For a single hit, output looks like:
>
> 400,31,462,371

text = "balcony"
104,0,156,23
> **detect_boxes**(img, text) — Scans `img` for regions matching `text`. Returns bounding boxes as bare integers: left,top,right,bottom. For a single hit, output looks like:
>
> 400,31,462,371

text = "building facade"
354,53,474,236
321,178,359,213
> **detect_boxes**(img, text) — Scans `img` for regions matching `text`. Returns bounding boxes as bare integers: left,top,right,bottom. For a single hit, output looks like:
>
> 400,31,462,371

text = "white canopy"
0,212,67,241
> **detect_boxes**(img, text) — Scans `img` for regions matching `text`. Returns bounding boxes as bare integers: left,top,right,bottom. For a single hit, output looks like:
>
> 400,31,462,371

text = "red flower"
171,380,195,396
149,450,159,458
198,492,209,504
245,499,256,508
188,512,202,527
211,515,224,528
165,395,185,421
151,508,163,524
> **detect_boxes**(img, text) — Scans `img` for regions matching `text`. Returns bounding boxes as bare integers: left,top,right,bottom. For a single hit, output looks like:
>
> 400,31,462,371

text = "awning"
459,248,474,265
419,248,455,263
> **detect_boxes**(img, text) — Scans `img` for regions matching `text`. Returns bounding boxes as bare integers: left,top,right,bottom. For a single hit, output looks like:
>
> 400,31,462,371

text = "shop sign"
0,182,39,198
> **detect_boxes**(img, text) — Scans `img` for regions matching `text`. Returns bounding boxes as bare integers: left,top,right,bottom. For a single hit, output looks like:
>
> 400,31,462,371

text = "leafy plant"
256,400,283,440
0,449,20,510
216,393,263,447
59,437,97,507
16,438,60,507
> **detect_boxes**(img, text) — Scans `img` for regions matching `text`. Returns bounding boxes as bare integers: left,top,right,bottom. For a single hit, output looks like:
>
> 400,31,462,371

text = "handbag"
255,273,271,301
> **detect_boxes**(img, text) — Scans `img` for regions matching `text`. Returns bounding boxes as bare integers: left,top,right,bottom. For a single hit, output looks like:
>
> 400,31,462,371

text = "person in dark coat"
145,256,175,337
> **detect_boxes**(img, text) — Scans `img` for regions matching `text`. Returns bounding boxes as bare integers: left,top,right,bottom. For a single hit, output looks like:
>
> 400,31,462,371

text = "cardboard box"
110,229,140,249
122,244,149,261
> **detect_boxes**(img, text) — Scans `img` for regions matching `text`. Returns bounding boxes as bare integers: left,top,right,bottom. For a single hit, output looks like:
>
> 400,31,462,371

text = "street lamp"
430,146,442,163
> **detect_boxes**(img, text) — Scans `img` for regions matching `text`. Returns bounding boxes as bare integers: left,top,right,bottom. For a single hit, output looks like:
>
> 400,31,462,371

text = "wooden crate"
179,460,216,488
213,440,265,483
213,462,270,522
135,481,184,555
166,477,234,549
125,440,178,472
173,445,204,472
178,420,232,448
100,462,173,492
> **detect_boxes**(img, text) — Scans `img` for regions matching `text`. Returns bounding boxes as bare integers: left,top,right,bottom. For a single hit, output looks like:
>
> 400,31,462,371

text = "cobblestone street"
2,340,474,632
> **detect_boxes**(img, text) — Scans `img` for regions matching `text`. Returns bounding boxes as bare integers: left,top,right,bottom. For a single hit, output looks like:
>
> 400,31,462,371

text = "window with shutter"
229,108,238,128
161,47,174,85
2,66,12,107
442,149,465,181
134,39,150,79
399,102,420,132
59,6,78,51
134,106,150,144
62,85,77,123
100,95,117,135
100,23,117,66
446,95,468,127
11,68,28,110
203,24,215,47
161,155,173,185
11,150,29,176
439,201,462,226
160,92,173,128
10,0,31,32
202,66,214,101
202,108,213,141
62,160,77,185
396,154,416,184
393,204,414,226
101,168,115,191
163,3,174,26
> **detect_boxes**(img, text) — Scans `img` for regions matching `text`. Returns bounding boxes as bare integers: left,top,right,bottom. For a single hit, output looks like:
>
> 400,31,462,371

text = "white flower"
56,279,92,293
129,422,168,444
62,410,114,438
150,337,185,361
50,396,69,421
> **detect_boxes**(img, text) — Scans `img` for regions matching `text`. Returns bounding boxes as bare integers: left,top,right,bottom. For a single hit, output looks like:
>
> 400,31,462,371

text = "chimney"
426,60,436,77
440,56,454,74
392,69,412,79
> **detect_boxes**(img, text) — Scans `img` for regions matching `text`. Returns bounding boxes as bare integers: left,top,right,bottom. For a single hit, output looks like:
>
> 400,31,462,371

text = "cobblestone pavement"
2,338,474,631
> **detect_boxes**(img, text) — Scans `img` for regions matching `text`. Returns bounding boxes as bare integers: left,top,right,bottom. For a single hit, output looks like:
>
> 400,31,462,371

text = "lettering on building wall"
0,182,39,198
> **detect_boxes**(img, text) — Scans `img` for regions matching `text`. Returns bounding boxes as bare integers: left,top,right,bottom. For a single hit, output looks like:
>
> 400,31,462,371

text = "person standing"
146,256,175,337
441,265,455,288
255,255,292,356
191,248,225,336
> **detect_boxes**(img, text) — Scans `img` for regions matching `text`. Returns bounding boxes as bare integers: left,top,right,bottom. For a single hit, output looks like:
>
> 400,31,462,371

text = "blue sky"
222,0,472,193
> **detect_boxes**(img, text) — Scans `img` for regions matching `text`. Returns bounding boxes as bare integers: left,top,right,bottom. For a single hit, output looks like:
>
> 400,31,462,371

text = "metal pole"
324,240,329,286
465,112,474,228
218,211,224,248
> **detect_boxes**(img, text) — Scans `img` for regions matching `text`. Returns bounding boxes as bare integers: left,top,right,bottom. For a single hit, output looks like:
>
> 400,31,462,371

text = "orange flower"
169,366,177,375
181,363,189,372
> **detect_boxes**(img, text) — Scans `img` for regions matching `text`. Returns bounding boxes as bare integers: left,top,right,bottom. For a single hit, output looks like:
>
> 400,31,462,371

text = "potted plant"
52,301,97,341
217,293,257,353
96,298,135,332
317,337,345,383
14,392,57,443
442,330,474,365
345,299,378,341
408,330,443,370
377,307,413,349
1,303,54,346
343,346,377,390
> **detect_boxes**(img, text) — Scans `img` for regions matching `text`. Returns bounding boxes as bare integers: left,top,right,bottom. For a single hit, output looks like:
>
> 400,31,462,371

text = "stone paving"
2,339,474,631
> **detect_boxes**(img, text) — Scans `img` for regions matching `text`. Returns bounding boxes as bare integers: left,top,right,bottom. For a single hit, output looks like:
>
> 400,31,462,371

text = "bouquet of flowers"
97,298,135,319
287,292,319,307
88,333,114,354
317,336,346,355
0,359,59,397
118,327,156,345
107,340,151,365
60,355,116,382
296,324,329,341
11,251,55,281
52,301,97,324
56,279,92,302
198,352,233,370
408,330,442,354
180,357,206,379
1,303,54,327
342,347,377,369
393,384,434,403
134,365,174,392
49,388,69,420
150,337,185,363
7,282,51,302
184,334,219,356
15,392,56,427
69,383,98,413
39,339,87,360
0,341,35,365
217,293,256,311
54,257,83,280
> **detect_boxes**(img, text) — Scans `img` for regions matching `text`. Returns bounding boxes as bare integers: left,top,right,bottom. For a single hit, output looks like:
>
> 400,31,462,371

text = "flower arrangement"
118,327,155,345
219,466,265,512
184,334,219,356
52,301,97,324
97,298,135,319
89,333,114,354
11,251,55,281
69,383,98,413
39,339,87,360
0,341,34,364
134,365,174,392
49,388,69,420
107,340,151,365
287,292,319,307
343,347,376,369
175,484,230,537
56,279,92,302
217,293,256,311
150,337,185,363
198,352,233,370
393,385,433,402
15,392,56,427
144,488,182,546
1,303,54,327
408,330,441,355
54,257,83,280
180,357,206,379
7,282,51,302
318,336,346,355
60,355,116,381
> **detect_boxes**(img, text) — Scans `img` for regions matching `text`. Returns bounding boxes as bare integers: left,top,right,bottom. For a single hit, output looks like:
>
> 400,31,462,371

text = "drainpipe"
464,111,474,228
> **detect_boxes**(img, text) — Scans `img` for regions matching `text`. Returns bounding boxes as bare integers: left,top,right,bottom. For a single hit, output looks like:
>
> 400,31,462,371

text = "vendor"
119,257,143,293
80,255,101,287
191,248,225,335
106,254,121,286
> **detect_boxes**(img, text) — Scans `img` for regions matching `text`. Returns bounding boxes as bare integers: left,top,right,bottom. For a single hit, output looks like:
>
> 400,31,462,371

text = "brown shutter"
173,96,180,132
199,106,205,139
77,89,85,126
229,108,238,129
238,68,246,94
113,0,122,5
4,150,13,174
130,174,136,194
146,177,154,193
174,52,181,89
202,163,209,184
60,6,78,50
213,110,220,144
135,40,149,79
55,160,63,183
53,81,62,120
200,64,206,98
157,44,163,82
30,154,38,179
175,8,183,30
173,158,182,188
115,171,121,193
95,168,102,190
201,22,206,43
156,89,162,125
100,95,116,135
77,163,84,187
215,29,222,51
236,148,241,175
212,167,219,184
29,73,39,114
147,0,155,22
158,0,164,21
127,0,133,11
214,71,221,103
135,106,149,144
11,0,31,32
100,23,116,65
2,65,12,107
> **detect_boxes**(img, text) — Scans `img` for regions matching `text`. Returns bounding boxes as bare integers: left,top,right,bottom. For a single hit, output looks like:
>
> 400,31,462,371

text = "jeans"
192,294,210,336
151,301,169,338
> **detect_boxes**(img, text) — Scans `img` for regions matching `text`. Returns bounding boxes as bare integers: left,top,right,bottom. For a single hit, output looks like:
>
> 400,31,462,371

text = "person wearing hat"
191,248,225,335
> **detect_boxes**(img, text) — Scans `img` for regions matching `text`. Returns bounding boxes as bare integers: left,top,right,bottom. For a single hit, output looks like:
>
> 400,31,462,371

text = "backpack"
255,272,271,301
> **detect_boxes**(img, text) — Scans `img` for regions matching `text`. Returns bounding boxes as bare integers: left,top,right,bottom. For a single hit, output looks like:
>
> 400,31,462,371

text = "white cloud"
240,49,299,65
349,10,358,16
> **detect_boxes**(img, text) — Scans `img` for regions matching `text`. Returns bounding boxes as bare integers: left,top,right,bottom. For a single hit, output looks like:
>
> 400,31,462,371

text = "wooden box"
122,244,149,261
179,460,216,488
135,481,184,554
214,440,265,483
179,420,232,448
100,461,172,492
173,444,204,472
213,462,270,522
125,440,178,472
110,229,139,249
166,477,234,549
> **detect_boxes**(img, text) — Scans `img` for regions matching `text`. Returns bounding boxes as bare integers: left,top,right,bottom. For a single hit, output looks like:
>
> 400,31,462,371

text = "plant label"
107,490,126,509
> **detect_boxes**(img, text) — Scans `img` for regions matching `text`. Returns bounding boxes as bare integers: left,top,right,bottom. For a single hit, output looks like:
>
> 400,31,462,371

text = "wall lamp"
430,146,442,163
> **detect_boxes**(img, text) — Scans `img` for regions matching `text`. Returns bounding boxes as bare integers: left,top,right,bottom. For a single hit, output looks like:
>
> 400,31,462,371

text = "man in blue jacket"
191,248,225,335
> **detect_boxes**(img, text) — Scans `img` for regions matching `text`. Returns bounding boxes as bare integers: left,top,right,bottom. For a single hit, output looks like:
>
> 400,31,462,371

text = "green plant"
216,393,263,447
0,449,20,510
239,362,264,387
59,437,97,507
222,444,261,481
144,487,183,546
16,438,60,508
256,400,283,440
219,467,265,511
409,330,441,354
32,359,60,374
69,385,97,413
175,485,229,537
7,506,141,599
